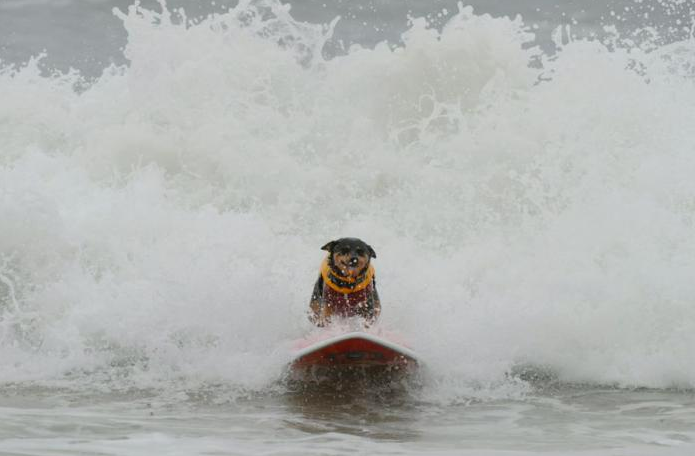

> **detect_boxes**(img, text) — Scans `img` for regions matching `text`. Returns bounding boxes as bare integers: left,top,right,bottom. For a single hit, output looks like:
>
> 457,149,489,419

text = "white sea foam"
1,0,694,400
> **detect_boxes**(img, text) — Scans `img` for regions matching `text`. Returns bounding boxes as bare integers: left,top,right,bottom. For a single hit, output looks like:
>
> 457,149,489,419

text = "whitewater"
1,0,695,454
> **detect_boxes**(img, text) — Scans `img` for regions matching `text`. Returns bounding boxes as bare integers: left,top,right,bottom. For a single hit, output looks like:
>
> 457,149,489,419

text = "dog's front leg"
309,276,328,327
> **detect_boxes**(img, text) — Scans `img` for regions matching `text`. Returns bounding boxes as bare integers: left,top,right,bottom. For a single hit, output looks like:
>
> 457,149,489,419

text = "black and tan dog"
309,238,381,327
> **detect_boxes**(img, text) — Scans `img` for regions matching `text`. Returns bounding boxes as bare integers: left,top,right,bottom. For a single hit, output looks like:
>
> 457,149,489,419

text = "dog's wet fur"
309,237,380,326
322,238,376,278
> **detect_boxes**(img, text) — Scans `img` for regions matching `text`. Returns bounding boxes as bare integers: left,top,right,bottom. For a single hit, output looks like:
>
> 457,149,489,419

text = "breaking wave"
1,0,694,401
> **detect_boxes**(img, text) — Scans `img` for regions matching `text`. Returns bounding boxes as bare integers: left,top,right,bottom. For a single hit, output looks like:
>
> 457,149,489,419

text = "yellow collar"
320,257,374,294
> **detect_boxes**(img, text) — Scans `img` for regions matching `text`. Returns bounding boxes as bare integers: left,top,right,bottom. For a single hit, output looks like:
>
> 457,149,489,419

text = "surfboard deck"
290,331,419,371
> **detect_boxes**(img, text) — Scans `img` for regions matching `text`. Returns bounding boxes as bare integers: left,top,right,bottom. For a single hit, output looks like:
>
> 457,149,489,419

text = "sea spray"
1,0,694,401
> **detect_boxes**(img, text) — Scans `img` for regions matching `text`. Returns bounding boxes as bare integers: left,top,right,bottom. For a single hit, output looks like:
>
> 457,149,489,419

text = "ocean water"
1,0,695,454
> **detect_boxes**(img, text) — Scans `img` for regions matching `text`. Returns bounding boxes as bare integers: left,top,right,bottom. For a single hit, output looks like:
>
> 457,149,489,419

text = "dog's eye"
355,248,365,256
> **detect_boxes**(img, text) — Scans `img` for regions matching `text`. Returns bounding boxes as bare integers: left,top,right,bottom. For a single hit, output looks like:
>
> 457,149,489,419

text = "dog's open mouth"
338,264,361,277
346,265,360,273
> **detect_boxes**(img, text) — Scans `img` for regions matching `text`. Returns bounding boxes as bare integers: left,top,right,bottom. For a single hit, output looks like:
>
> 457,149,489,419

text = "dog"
309,238,381,327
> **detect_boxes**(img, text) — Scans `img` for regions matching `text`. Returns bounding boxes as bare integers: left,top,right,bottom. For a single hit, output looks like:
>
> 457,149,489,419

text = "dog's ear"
366,244,377,259
321,240,337,252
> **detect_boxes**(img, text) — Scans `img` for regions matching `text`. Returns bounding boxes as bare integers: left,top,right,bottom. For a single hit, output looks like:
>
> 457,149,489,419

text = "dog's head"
321,237,376,278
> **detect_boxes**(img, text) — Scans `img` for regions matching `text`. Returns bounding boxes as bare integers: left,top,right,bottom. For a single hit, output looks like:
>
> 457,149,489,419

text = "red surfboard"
290,331,419,372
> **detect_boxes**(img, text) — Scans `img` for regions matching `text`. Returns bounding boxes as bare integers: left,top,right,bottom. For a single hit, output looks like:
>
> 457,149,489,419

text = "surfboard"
290,331,419,372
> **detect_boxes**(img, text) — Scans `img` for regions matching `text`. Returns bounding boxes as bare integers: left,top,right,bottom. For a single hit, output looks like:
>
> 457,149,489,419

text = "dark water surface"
1,384,694,455
1,0,691,75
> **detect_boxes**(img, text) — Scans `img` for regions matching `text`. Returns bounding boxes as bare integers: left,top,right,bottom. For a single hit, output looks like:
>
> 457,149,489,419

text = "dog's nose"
349,257,359,266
